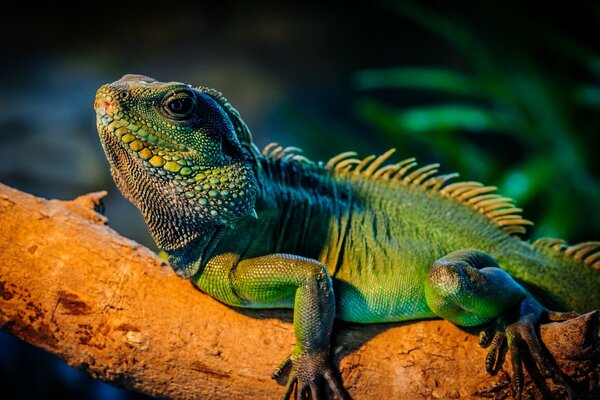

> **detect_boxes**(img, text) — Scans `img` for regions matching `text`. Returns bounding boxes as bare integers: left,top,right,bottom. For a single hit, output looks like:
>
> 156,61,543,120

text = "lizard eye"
164,90,196,119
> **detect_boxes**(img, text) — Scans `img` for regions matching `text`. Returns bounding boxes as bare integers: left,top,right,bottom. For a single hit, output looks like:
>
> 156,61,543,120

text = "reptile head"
95,74,258,250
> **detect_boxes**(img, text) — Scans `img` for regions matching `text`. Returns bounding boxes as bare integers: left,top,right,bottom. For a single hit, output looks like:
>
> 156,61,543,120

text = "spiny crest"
322,147,533,236
532,239,600,270
259,144,532,236
258,143,324,190
262,143,315,165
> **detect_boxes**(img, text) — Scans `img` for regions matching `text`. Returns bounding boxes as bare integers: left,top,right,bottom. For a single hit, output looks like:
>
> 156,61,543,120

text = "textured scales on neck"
95,75,258,250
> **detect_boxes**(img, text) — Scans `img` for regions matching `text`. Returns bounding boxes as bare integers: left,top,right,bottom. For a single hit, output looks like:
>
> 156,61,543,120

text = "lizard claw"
479,297,578,400
273,357,293,383
273,352,352,400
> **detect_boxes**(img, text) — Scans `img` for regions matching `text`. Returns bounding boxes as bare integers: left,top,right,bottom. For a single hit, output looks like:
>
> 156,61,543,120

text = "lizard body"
95,75,600,399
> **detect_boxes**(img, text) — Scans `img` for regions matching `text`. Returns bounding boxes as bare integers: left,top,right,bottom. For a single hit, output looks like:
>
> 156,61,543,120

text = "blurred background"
1,2,598,399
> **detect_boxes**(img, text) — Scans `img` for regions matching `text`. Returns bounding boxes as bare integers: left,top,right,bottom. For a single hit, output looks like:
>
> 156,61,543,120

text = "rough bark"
0,182,598,399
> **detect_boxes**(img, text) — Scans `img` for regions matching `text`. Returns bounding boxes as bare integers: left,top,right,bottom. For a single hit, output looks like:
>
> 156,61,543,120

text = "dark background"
1,2,598,399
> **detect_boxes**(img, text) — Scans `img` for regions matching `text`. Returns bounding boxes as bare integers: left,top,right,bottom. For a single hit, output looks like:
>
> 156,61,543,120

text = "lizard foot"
478,297,578,400
272,351,351,400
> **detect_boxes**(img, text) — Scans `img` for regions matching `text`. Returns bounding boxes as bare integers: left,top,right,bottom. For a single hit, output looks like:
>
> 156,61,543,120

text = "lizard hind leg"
424,249,526,327
425,249,577,399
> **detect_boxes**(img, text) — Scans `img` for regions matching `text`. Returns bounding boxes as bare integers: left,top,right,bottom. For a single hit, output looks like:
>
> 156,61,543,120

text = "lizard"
94,74,600,399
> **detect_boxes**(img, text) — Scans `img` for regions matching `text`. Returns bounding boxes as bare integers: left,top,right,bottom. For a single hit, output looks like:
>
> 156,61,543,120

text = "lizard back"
237,145,600,320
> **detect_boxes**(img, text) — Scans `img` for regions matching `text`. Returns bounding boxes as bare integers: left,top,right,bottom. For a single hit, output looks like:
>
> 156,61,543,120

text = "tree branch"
0,182,597,399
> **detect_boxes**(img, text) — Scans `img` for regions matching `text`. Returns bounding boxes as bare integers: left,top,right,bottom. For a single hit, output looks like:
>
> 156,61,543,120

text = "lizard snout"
94,85,119,117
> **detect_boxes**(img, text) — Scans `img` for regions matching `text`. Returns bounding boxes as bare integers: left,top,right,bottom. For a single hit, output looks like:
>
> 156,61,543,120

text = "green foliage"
354,2,600,241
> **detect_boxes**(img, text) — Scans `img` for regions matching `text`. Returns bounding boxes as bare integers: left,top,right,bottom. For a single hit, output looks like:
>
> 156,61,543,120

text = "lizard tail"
529,238,600,313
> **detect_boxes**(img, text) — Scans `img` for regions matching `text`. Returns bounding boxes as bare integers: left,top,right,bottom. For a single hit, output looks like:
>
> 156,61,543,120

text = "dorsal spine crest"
260,143,533,237
533,238,600,269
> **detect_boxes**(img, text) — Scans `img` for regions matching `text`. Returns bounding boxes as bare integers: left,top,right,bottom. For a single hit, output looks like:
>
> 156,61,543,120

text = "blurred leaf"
500,158,555,203
358,99,518,134
395,105,501,133
354,68,480,97
506,69,600,196
357,1,600,241
358,100,496,181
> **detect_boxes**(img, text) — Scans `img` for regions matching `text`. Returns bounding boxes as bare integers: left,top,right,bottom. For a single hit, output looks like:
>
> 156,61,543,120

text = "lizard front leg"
424,249,577,399
228,254,350,400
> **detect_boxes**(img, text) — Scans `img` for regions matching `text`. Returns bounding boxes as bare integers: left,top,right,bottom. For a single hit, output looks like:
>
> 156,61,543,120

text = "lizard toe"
482,298,576,400
275,351,351,400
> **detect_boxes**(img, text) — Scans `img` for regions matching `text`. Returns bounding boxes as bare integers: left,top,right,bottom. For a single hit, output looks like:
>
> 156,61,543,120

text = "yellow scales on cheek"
107,112,252,219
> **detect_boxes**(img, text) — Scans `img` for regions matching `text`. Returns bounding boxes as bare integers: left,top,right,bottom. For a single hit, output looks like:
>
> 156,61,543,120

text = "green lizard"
95,74,599,399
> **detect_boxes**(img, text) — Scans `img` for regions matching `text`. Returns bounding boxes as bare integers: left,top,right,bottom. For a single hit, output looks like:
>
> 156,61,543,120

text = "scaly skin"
95,75,600,399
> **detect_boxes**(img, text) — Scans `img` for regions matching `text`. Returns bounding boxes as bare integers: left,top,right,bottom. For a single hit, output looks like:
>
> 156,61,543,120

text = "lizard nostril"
94,90,117,115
